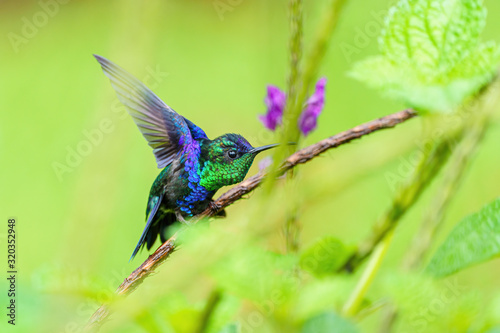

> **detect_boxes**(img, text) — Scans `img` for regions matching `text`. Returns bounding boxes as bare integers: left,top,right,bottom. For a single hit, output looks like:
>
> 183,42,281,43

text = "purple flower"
259,78,327,136
299,78,326,136
259,85,286,130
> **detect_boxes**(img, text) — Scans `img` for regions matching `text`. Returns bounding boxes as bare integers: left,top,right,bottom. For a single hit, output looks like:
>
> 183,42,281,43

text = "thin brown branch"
85,108,417,331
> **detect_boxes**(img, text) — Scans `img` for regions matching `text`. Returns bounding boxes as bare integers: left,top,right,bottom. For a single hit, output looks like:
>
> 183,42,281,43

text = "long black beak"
249,142,296,155
249,144,279,155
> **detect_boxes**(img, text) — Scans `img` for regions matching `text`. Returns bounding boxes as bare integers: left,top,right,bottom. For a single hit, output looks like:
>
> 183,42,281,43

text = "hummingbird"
94,55,279,260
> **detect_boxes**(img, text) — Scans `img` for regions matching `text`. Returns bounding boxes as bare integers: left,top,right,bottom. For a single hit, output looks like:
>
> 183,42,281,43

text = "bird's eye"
227,150,238,159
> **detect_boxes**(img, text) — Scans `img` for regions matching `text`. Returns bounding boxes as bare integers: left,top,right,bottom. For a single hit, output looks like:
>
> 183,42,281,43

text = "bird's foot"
209,201,226,219
209,201,222,213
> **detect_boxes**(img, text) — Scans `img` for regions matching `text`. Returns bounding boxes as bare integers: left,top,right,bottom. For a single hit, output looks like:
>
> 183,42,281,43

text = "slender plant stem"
196,289,222,333
403,92,498,271
283,0,303,253
340,132,456,316
342,231,394,317
339,122,461,316
264,1,349,239
269,0,349,173
272,0,348,253
377,305,398,333
284,204,300,253
282,0,348,145
285,0,303,105
339,135,455,273
85,109,416,331
381,78,500,332
340,78,500,275
341,78,500,323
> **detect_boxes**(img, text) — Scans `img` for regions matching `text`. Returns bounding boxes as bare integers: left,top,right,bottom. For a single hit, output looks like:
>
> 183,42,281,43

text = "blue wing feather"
94,54,207,168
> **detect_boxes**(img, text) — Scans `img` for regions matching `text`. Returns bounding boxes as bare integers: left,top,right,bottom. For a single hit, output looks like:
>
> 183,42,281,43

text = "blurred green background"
2,0,500,332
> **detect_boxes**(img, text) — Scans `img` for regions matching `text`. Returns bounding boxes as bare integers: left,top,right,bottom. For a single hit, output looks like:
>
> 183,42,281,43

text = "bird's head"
199,133,277,191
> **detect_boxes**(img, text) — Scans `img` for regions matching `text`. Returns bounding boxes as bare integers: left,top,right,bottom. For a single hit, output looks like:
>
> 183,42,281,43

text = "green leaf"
301,312,358,333
426,198,500,277
351,0,500,113
299,237,353,277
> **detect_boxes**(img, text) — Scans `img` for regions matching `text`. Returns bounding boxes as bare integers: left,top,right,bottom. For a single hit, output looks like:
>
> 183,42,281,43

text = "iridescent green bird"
94,55,278,260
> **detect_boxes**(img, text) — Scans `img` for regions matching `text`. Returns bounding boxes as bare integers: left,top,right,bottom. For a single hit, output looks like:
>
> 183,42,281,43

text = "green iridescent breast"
199,154,256,191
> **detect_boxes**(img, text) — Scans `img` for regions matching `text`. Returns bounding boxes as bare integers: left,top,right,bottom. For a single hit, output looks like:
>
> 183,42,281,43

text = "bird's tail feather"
129,194,163,261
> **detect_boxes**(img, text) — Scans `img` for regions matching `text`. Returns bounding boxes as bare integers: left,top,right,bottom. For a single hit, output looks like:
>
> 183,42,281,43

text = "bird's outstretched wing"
94,54,208,169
